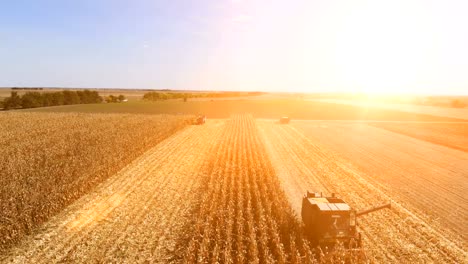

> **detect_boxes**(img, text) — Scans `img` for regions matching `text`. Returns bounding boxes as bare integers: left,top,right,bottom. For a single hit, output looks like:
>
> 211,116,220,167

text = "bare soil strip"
2,120,225,263
258,120,467,263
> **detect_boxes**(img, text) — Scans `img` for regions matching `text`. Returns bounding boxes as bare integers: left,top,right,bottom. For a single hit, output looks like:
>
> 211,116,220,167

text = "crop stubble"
369,122,468,152
258,120,467,263
291,121,468,241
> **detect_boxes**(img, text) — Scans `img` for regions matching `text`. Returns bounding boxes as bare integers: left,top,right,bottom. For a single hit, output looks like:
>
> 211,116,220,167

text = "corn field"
0,112,190,251
183,115,366,263
1,113,466,263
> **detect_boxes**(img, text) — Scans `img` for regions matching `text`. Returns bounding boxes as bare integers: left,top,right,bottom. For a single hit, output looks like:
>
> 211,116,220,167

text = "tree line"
105,94,127,103
142,91,265,101
1,90,102,110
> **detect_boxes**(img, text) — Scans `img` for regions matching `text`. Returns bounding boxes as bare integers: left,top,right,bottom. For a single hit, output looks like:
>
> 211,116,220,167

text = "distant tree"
76,90,85,103
92,91,103,103
2,89,103,111
63,90,80,105
143,92,163,101
51,92,65,106
42,93,53,107
118,94,126,102
106,95,118,103
21,92,43,108
76,89,101,104
3,91,22,110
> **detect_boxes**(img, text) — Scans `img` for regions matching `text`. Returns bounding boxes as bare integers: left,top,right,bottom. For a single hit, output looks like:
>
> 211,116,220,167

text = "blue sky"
1,0,468,94
1,0,225,88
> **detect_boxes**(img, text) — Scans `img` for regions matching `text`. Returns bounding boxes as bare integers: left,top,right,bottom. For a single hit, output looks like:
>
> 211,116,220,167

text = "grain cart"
301,191,391,247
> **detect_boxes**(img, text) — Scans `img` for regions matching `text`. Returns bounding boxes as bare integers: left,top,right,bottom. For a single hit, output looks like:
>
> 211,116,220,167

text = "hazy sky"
1,0,467,94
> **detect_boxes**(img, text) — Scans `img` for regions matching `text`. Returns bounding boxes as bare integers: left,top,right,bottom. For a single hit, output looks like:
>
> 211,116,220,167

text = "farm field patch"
3,120,225,263
183,115,311,263
0,112,190,252
314,99,468,120
22,99,463,122
368,122,468,152
290,121,468,240
2,114,467,263
259,120,467,263
3,116,366,263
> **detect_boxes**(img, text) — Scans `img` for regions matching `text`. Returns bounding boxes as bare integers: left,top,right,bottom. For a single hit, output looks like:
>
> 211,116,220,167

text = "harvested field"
258,120,467,262
290,121,468,240
369,122,468,152
0,112,190,252
315,99,468,120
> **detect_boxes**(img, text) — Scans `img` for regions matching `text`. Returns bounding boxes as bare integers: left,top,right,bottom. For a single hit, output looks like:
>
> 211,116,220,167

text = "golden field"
0,99,467,263
0,113,190,252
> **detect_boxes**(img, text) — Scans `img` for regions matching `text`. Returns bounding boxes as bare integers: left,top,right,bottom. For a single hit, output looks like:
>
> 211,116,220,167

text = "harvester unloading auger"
301,191,391,247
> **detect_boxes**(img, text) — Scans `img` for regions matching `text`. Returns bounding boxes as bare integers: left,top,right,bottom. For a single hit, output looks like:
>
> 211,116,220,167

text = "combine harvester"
279,116,290,124
193,115,206,125
301,191,391,248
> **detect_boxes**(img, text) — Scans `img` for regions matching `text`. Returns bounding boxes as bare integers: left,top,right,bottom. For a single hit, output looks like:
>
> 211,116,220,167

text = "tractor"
301,191,391,247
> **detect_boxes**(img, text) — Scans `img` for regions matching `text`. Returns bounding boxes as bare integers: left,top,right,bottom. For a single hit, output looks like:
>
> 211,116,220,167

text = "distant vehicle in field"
279,116,290,124
301,191,391,247
194,115,206,125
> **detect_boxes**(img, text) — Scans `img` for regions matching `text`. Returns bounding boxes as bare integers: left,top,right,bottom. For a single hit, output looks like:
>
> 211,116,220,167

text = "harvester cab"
301,191,390,247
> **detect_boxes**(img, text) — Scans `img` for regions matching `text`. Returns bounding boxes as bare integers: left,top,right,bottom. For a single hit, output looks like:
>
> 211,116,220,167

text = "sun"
332,1,434,95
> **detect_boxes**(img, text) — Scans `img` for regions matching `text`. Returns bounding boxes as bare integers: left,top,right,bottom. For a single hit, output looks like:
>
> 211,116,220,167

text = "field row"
0,112,190,252
4,119,225,263
258,121,467,263
183,115,310,263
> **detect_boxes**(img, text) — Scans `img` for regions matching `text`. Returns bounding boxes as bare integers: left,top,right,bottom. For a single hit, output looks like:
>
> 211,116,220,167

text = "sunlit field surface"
314,98,468,120
0,113,190,253
1,98,467,263
22,99,465,121
2,0,468,261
